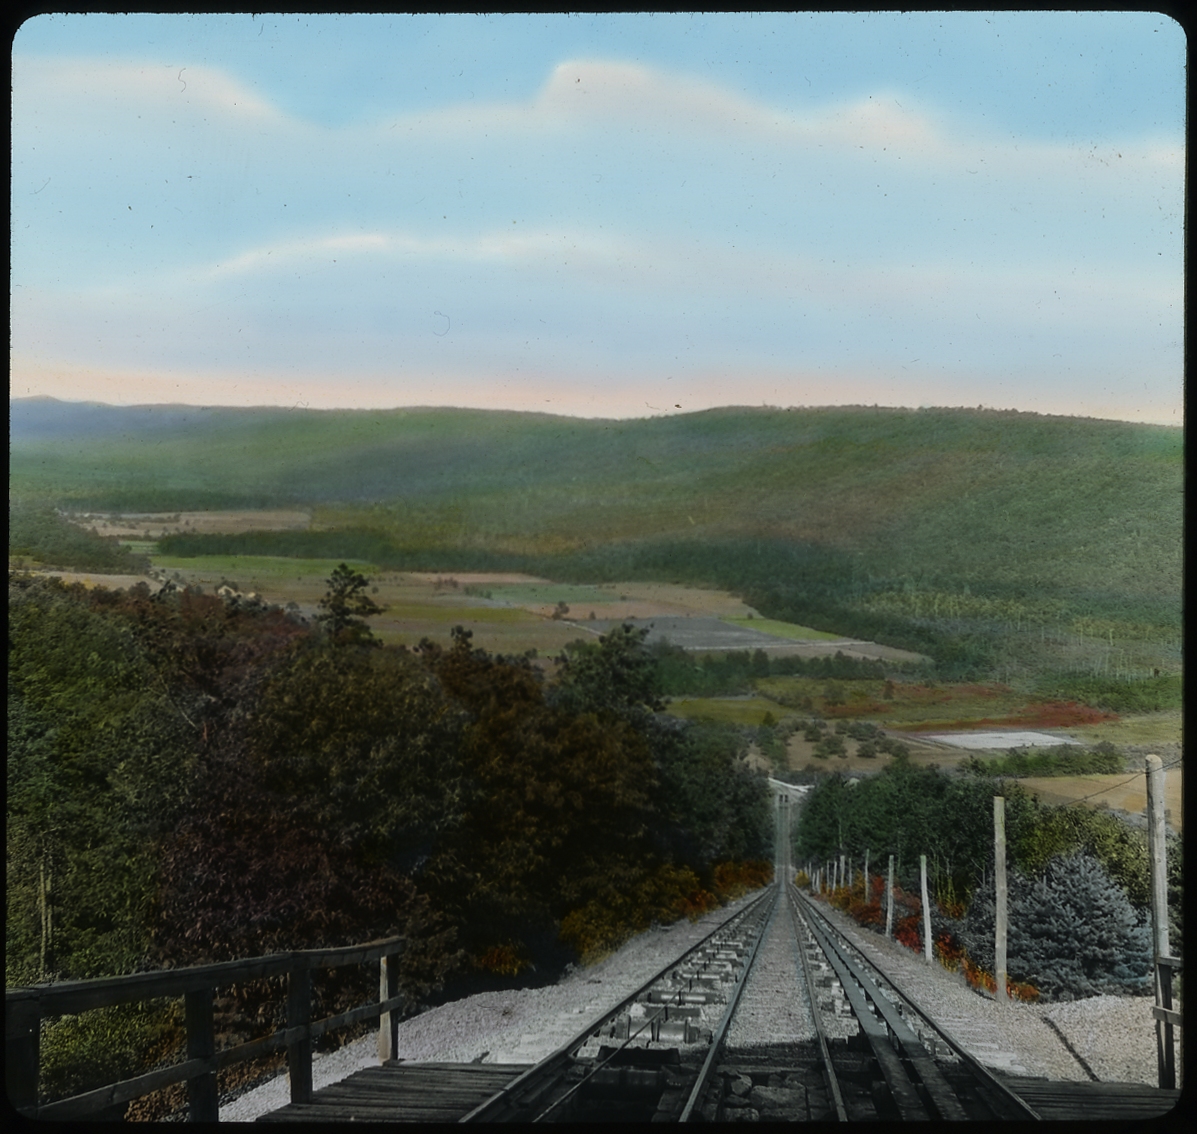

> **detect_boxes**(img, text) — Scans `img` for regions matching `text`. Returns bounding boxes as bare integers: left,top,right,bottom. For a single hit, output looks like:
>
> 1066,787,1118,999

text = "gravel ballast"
220,888,1174,1122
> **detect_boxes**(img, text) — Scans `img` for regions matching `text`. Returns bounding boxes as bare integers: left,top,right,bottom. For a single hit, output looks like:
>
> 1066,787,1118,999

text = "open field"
1066,710,1183,749
664,697,784,727
722,616,842,641
784,731,961,773
1018,769,1182,832
78,509,311,538
139,554,922,659
21,569,162,592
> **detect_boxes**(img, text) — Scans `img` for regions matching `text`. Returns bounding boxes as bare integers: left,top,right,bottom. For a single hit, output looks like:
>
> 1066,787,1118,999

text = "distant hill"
10,398,1182,680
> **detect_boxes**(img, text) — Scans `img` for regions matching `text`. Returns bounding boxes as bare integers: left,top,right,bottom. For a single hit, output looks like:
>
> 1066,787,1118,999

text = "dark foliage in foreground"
8,574,771,1108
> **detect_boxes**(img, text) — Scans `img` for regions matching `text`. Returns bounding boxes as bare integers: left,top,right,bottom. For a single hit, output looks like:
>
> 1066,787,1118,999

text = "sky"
10,12,1186,423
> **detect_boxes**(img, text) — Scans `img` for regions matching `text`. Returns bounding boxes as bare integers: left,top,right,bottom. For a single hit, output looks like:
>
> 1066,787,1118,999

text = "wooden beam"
185,987,219,1121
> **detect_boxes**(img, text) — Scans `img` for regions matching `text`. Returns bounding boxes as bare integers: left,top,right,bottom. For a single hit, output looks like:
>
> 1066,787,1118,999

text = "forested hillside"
11,399,1182,681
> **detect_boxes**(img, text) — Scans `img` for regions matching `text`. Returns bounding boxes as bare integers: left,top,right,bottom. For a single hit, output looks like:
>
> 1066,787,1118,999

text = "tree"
316,563,384,643
550,623,665,720
960,852,1151,999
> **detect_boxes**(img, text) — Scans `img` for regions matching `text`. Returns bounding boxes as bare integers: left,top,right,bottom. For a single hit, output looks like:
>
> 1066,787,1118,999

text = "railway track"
460,798,1043,1123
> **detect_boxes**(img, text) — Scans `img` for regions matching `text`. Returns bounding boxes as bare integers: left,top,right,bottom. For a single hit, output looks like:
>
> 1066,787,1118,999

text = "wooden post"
287,960,313,1105
184,987,218,1121
1146,755,1175,1089
885,854,895,939
378,951,401,1062
994,796,1009,1003
5,996,40,1117
920,854,932,963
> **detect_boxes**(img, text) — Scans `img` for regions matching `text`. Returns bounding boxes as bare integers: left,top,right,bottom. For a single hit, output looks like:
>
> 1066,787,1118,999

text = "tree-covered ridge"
13,400,1179,682
7,571,771,1108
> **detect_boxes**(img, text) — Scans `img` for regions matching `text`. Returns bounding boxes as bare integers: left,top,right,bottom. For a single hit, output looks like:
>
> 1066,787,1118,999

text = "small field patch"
917,730,1074,750
722,616,842,641
665,697,784,727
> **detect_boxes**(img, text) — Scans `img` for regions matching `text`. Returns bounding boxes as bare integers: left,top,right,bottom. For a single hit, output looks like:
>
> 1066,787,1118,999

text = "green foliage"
38,1001,179,1108
7,575,198,986
755,723,789,771
1016,804,1153,908
551,624,665,720
793,764,1039,900
9,500,149,573
315,562,384,642
959,852,1151,1000
649,720,773,868
1034,673,1183,713
650,641,886,697
961,743,1125,779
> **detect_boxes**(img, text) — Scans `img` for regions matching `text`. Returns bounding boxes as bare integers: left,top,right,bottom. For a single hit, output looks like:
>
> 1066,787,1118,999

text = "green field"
665,697,784,727
723,616,842,641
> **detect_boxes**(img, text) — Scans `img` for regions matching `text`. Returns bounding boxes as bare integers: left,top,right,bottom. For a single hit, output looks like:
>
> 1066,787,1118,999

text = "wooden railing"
1152,953,1182,1091
6,935,405,1121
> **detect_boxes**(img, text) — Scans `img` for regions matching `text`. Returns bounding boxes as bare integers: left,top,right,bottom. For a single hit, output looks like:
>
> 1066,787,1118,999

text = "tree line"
793,760,1182,1000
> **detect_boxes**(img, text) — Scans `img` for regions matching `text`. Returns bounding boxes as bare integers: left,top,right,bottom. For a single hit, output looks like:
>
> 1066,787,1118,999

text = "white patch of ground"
921,730,1073,750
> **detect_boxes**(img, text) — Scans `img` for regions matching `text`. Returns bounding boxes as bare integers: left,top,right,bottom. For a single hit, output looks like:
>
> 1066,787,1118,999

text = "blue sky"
10,12,1184,422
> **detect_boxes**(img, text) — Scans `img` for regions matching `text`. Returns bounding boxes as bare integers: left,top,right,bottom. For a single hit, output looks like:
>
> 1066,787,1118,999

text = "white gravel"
220,887,1176,1121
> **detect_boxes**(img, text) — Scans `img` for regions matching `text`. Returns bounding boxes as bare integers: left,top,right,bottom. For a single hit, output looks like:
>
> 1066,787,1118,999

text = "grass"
663,697,788,727
482,583,619,607
153,554,378,579
1065,710,1183,748
722,617,842,641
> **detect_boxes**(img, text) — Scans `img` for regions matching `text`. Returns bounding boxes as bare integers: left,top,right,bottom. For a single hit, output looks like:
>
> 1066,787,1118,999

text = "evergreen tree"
961,851,1151,1000
316,562,384,642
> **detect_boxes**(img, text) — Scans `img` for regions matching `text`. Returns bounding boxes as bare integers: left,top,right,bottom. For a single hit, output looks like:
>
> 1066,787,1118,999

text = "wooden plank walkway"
999,1076,1181,1121
256,1061,531,1123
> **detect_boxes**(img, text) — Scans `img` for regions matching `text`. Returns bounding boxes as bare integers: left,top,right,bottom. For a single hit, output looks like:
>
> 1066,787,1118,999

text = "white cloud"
13,55,290,128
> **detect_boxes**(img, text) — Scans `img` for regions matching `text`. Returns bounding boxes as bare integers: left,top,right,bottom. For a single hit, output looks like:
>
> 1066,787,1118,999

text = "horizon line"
9,394,1178,429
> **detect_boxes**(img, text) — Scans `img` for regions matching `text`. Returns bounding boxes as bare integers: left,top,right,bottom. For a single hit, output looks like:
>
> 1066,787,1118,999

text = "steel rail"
458,887,774,1123
676,885,778,1122
785,886,850,1122
793,884,1043,1122
794,881,1038,1120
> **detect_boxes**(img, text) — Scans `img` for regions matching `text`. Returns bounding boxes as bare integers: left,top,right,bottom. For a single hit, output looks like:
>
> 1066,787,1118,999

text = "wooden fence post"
994,796,1008,1004
920,855,932,963
885,855,895,939
287,959,313,1105
5,995,39,1116
184,987,219,1121
1146,755,1175,1089
378,951,401,1062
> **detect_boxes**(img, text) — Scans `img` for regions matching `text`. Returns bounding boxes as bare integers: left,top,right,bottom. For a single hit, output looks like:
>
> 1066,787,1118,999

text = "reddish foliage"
713,860,773,899
893,914,924,952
